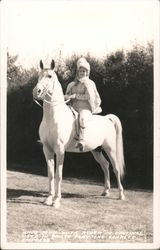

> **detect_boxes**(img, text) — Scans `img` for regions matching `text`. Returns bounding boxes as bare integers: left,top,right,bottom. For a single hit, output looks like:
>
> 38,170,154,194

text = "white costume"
65,58,102,150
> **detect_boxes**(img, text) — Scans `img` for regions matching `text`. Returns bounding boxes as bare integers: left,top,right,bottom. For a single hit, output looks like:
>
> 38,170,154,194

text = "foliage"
7,53,41,164
7,42,153,188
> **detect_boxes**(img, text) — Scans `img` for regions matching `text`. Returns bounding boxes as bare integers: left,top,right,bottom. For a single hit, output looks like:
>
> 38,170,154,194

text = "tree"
7,53,41,163
7,43,153,188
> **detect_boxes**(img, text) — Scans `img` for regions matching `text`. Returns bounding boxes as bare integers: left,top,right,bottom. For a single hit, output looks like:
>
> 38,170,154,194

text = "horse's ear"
40,60,44,70
51,60,55,70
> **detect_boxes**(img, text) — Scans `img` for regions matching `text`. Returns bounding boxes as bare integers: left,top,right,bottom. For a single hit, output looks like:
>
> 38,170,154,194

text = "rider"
64,57,102,151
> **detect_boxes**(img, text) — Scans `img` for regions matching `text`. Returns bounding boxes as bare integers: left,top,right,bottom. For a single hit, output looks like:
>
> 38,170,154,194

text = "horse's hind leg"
91,150,110,197
43,145,55,206
104,148,125,200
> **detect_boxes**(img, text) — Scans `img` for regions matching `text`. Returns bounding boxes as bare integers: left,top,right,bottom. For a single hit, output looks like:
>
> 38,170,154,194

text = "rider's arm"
64,94,70,100
64,82,75,100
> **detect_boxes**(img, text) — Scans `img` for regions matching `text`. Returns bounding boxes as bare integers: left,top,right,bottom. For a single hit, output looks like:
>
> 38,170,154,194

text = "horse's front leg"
43,146,55,206
54,151,65,209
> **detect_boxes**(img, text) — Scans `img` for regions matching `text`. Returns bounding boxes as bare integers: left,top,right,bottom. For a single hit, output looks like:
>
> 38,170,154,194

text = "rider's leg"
76,110,92,151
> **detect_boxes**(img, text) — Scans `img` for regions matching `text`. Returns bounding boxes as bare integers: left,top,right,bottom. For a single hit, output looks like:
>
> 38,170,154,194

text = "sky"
5,0,155,69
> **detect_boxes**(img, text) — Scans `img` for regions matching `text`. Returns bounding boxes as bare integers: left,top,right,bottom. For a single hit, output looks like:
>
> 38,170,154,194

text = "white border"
153,0,160,248
0,0,7,249
1,0,160,249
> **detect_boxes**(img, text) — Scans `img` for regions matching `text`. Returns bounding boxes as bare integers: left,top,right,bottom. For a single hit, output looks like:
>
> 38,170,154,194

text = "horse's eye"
47,75,52,78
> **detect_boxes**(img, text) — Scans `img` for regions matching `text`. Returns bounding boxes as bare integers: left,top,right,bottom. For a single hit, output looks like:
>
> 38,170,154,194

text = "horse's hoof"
44,196,53,206
119,194,126,201
53,199,60,209
101,191,110,198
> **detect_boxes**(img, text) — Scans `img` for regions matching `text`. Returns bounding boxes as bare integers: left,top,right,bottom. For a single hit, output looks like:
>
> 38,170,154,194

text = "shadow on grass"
7,188,47,199
7,188,98,199
62,193,94,199
7,188,119,206
7,188,47,206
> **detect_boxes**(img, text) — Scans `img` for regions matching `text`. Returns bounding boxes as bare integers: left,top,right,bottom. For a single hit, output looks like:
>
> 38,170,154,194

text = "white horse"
32,60,125,208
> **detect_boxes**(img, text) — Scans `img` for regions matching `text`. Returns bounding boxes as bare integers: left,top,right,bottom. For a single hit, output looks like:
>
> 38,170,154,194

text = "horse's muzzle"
32,86,42,100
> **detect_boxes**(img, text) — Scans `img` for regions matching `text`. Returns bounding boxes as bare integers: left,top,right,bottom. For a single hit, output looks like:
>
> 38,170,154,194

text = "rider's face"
78,67,88,78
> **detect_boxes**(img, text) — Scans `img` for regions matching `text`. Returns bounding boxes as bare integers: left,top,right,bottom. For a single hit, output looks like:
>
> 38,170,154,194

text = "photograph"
1,0,160,249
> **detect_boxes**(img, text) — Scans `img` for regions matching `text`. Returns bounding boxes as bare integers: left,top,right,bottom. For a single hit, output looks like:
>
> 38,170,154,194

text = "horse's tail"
107,114,125,179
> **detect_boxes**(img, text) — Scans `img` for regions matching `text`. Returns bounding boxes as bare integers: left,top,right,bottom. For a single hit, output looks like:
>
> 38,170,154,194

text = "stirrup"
75,141,84,152
74,135,79,141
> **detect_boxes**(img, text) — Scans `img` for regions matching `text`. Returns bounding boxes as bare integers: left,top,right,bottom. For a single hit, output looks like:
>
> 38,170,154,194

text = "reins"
34,99,43,108
33,72,71,108
33,81,55,108
34,90,71,108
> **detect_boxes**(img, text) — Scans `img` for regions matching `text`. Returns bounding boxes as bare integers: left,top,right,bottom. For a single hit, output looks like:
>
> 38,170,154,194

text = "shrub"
7,43,153,188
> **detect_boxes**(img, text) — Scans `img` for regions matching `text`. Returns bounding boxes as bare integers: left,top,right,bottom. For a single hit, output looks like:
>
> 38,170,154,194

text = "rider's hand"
69,94,76,99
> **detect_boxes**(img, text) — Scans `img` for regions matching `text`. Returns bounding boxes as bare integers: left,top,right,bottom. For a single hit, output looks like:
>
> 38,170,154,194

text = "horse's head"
33,60,58,101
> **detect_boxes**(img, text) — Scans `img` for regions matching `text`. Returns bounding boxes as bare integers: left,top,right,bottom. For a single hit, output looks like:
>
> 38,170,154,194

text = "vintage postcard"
1,0,160,249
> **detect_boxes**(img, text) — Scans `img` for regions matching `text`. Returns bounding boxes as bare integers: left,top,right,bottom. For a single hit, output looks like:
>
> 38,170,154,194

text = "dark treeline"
7,43,153,188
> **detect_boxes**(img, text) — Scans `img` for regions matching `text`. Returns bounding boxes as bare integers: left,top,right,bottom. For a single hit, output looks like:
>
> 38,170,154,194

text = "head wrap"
76,57,90,76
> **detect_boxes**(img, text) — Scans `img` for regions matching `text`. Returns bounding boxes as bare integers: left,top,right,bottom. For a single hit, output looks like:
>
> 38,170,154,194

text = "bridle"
33,76,55,108
33,76,70,108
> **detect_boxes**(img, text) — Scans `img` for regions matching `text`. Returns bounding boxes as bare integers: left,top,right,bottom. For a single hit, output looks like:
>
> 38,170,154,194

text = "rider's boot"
75,126,85,151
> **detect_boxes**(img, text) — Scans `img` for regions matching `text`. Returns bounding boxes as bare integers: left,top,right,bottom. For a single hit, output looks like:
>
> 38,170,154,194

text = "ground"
7,170,153,244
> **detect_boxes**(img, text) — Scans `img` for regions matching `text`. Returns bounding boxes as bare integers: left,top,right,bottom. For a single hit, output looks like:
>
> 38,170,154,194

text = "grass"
7,170,153,243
